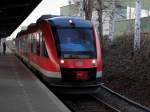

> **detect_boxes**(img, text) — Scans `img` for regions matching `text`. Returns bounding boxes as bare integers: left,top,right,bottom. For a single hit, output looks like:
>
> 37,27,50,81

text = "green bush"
101,33,150,106
102,33,150,83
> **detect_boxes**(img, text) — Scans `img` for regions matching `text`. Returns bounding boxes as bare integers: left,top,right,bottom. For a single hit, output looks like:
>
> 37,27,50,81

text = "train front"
49,17,103,94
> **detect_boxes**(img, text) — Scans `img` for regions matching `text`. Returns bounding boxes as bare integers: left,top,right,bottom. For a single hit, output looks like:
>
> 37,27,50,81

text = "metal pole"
109,0,115,42
79,0,84,18
134,0,141,50
97,0,103,38
146,9,150,16
129,7,132,19
69,0,71,16
0,38,1,54
0,38,1,46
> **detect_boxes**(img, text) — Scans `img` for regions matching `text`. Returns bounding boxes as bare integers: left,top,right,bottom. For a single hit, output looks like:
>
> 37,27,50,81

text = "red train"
14,15,103,93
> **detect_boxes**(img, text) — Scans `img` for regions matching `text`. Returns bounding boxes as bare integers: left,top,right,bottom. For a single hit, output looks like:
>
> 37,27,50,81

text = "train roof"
16,15,93,37
27,23,36,29
36,15,93,28
48,16,93,28
36,14,60,23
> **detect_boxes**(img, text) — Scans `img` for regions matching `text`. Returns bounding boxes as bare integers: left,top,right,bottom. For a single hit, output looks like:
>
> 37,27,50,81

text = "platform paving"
0,53,70,112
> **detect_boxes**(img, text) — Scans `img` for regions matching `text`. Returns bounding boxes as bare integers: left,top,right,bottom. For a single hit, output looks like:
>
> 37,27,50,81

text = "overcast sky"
9,0,69,39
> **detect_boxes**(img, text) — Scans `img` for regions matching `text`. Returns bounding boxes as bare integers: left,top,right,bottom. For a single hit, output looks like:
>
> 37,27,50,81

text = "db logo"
75,61,83,67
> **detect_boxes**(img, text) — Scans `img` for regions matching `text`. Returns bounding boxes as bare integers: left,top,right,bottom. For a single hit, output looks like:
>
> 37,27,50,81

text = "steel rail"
60,94,118,112
93,85,150,112
92,95,121,112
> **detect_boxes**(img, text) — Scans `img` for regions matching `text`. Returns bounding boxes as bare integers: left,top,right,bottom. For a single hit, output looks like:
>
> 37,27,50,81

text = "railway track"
58,94,119,112
55,85,150,112
93,85,150,112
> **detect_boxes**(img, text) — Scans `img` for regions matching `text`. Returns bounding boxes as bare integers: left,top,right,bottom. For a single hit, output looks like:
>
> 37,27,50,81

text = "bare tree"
95,0,103,38
83,0,94,20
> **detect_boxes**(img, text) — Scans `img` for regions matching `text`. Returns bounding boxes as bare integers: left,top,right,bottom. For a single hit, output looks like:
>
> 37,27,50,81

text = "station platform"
0,51,70,112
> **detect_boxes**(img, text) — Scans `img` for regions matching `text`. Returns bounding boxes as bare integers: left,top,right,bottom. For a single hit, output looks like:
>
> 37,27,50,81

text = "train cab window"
54,28,96,59
39,32,48,57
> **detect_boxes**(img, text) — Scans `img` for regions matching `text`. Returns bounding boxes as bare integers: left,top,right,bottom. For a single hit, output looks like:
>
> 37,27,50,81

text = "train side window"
27,34,31,53
33,33,37,54
20,37,22,49
19,38,21,50
31,34,33,53
40,32,48,57
22,37,25,51
24,36,27,55
36,33,40,55
15,39,19,50
39,32,43,55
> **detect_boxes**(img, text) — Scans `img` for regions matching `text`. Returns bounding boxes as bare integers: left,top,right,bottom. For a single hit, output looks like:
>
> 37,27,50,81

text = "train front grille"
60,68,96,81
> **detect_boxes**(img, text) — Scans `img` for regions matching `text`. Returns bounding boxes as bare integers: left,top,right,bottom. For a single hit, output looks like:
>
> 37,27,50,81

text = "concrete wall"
117,0,150,10
115,16,150,36
60,4,79,16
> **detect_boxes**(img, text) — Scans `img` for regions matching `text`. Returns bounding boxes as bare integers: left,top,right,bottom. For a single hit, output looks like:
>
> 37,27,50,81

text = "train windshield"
55,28,96,59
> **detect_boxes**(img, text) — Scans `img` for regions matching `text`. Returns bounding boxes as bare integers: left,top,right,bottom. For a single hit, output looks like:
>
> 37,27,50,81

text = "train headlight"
92,59,96,66
92,59,96,64
69,19,75,27
69,19,73,23
60,59,64,64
